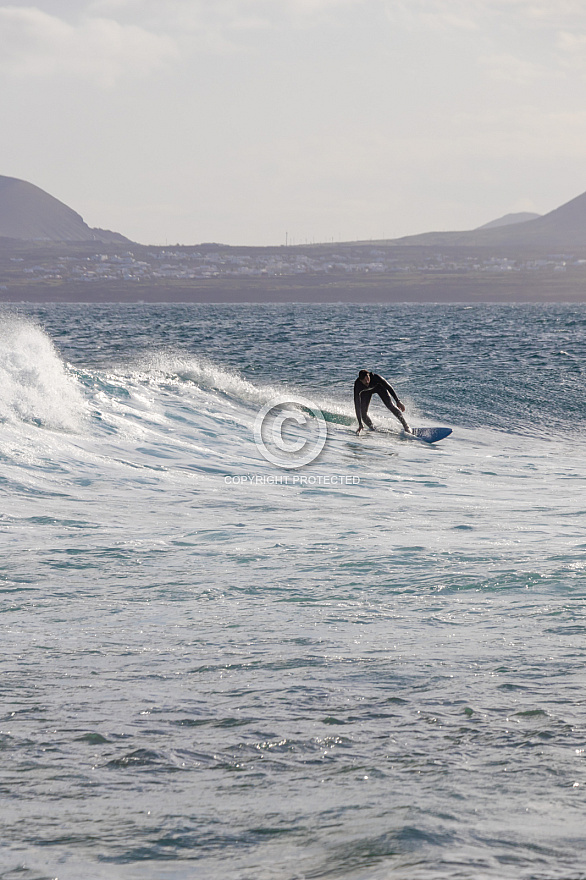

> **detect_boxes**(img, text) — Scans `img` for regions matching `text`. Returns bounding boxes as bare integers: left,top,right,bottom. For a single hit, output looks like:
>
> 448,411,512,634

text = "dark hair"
358,370,370,380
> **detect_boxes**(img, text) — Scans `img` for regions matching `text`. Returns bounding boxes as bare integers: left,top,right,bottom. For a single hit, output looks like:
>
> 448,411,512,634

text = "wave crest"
0,316,85,432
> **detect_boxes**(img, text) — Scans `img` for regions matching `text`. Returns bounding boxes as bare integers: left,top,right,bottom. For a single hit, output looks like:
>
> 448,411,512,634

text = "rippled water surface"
1,303,585,880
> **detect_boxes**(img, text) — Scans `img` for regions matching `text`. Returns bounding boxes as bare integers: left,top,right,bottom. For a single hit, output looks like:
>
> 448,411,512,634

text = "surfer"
354,370,411,435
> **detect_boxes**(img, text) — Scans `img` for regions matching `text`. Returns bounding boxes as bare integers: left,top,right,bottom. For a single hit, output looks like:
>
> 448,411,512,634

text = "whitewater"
1,302,585,880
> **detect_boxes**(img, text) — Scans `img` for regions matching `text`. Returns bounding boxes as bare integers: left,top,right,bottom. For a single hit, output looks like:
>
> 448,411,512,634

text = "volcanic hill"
0,175,129,243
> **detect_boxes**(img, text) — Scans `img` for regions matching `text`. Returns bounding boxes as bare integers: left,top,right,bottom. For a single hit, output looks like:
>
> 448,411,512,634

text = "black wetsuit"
354,373,407,430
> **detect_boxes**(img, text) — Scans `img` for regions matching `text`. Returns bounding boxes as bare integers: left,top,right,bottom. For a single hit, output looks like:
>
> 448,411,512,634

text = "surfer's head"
358,370,371,386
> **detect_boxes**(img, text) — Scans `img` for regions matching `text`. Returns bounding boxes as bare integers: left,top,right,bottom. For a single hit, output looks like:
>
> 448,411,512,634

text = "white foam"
113,352,289,411
0,316,86,432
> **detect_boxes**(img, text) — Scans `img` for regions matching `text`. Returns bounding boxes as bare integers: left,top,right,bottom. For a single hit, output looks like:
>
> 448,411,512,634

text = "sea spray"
107,351,359,431
0,316,86,432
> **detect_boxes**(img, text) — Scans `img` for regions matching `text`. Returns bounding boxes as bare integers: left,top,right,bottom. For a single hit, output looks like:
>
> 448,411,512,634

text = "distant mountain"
476,211,541,230
392,190,586,252
0,175,130,243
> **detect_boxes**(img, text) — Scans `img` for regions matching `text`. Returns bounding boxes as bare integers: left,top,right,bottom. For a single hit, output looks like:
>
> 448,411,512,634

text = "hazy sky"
2,0,586,245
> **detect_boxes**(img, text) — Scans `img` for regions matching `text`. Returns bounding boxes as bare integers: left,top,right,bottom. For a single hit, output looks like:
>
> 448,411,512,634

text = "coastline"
2,271,586,304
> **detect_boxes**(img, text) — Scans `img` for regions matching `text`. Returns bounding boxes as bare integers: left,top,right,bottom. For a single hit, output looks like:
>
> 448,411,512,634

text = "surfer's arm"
354,384,363,429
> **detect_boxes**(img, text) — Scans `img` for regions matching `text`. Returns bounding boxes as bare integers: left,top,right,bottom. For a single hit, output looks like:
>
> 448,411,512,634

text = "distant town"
6,246,584,286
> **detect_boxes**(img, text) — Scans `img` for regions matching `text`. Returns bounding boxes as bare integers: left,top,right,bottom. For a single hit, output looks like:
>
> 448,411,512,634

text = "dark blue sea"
1,302,585,880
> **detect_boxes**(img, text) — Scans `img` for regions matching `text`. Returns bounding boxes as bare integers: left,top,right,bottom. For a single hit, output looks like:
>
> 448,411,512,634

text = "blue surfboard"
407,426,452,443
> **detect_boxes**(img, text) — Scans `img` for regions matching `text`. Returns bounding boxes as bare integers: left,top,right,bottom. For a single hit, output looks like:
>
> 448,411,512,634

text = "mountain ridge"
0,175,130,243
391,190,586,251
2,173,586,255
476,211,541,230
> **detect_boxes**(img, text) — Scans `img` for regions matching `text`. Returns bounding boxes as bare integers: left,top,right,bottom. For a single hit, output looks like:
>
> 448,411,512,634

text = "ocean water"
0,302,585,880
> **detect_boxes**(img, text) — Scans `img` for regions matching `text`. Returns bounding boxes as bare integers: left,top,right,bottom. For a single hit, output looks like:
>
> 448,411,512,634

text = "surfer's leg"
378,390,411,432
360,398,375,430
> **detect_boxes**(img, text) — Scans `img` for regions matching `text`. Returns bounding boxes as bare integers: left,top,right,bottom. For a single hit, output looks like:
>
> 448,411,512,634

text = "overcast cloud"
1,0,586,244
